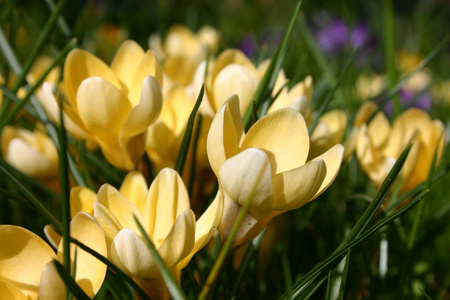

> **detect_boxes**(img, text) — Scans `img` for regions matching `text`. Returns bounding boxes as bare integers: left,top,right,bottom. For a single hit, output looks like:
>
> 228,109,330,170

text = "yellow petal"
120,75,162,138
354,101,378,127
0,225,57,299
70,186,97,218
158,210,196,269
64,49,122,108
37,262,65,300
97,184,143,233
128,50,163,106
241,108,309,174
211,49,257,80
93,203,122,248
110,40,146,94
119,171,148,213
207,95,245,175
57,212,107,298
319,109,347,145
43,225,61,250
144,168,190,243
219,148,273,217
367,111,390,150
212,63,259,114
312,144,345,198
0,280,29,300
77,77,132,139
272,159,326,211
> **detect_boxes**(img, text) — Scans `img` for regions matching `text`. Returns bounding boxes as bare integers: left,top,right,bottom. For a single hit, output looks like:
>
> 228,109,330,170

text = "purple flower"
317,19,349,54
239,35,257,58
351,24,371,48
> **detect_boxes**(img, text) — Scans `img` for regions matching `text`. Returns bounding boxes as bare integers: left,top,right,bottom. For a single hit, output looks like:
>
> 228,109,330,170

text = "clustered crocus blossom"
65,169,222,299
40,40,163,170
207,95,344,247
353,101,444,195
0,212,107,299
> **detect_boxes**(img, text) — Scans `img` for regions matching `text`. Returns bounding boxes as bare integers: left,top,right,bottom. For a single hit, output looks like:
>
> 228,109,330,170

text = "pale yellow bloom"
356,73,386,101
207,95,344,246
67,170,222,299
39,40,163,170
355,102,444,194
0,212,107,300
1,126,58,179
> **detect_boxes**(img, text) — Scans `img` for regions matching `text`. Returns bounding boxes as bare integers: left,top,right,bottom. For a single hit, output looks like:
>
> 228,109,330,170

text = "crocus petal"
0,225,57,299
119,171,149,213
97,184,143,233
312,144,345,199
64,49,122,108
211,49,257,80
111,229,157,278
144,168,190,243
212,63,259,114
0,280,29,300
120,75,162,138
128,50,163,107
57,212,107,298
219,148,273,217
367,112,390,150
272,159,326,211
110,40,146,94
241,108,309,174
70,186,97,218
158,210,196,269
207,95,245,175
354,101,378,127
77,77,132,140
93,203,122,248
37,262,65,300
43,225,61,250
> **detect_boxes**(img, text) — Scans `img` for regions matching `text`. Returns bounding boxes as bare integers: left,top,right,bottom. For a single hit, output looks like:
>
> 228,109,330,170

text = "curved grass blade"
308,48,357,135
242,0,304,130
188,114,203,196
279,189,429,300
68,237,151,300
337,249,351,300
174,84,204,176
53,260,90,300
0,160,61,228
0,86,38,118
43,0,72,41
134,216,188,300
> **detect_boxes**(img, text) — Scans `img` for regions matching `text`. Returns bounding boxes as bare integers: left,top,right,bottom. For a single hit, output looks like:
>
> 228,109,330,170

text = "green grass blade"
0,159,61,228
308,48,357,135
53,260,90,300
279,189,428,300
337,249,351,300
188,114,203,196
174,84,204,176
133,216,188,300
242,0,303,130
325,270,332,300
43,0,72,41
0,27,21,74
69,237,151,300
0,85,38,118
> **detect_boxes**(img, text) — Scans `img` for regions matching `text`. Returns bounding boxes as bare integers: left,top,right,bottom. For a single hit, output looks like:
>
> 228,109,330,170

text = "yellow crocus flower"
0,212,107,300
207,95,344,247
39,40,163,170
65,170,222,299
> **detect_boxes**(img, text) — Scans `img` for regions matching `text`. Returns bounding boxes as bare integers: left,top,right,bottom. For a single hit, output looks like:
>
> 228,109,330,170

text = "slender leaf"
53,260,90,300
337,249,351,300
174,84,204,176
134,216,188,300
43,0,73,41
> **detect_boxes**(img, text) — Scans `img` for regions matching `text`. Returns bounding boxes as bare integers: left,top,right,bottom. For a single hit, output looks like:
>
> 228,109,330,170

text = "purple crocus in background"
383,88,432,116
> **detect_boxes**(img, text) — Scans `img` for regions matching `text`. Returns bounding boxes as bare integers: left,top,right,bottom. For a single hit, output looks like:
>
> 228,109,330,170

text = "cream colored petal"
178,192,223,269
43,225,61,250
145,120,179,170
128,50,163,107
212,63,259,114
356,124,380,173
119,171,148,213
207,94,245,175
354,101,378,127
110,40,146,93
93,203,122,248
157,210,196,269
219,148,273,217
312,144,345,198
211,49,257,80
37,262,65,300
367,111,390,150
77,77,132,139
38,83,91,139
120,75,162,138
64,49,122,108
0,280,29,300
0,225,57,300
97,184,143,233
111,229,157,278
70,186,96,218
319,109,347,145
57,212,107,298
272,159,326,211
5,138,58,178
144,168,190,243
241,108,309,174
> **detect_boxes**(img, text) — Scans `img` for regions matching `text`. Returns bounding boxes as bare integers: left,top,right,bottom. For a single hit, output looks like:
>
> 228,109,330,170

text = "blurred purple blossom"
383,88,432,116
239,35,257,58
